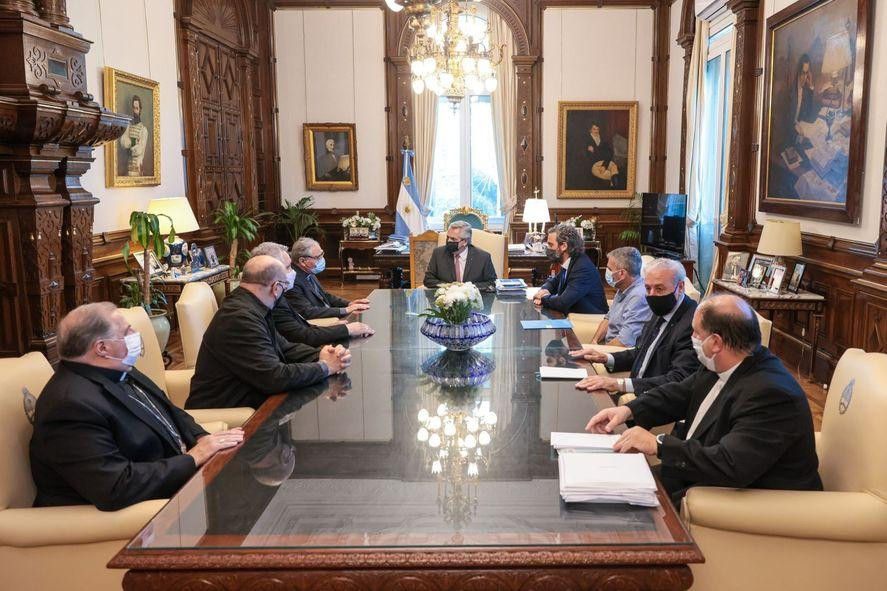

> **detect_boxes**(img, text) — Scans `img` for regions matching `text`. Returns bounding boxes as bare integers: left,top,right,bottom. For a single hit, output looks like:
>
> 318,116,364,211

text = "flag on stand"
395,148,426,236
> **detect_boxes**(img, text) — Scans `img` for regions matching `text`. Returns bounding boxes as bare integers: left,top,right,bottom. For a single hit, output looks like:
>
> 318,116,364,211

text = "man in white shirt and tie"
585,294,822,505
423,220,497,291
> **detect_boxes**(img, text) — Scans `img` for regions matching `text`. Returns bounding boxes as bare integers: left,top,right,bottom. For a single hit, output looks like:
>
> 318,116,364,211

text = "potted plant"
276,196,323,243
619,192,642,244
118,269,171,351
213,200,268,277
419,282,496,351
341,211,381,240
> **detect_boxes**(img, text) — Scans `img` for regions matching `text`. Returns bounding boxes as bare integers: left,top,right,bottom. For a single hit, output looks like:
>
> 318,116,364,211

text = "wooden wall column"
649,0,672,193
514,54,539,211
676,0,695,194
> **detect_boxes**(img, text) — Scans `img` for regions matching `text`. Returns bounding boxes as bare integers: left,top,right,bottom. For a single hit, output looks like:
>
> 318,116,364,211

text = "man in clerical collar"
30,302,243,511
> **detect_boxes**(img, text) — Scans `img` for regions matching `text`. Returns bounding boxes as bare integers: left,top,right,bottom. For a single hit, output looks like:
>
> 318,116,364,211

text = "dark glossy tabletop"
127,290,692,552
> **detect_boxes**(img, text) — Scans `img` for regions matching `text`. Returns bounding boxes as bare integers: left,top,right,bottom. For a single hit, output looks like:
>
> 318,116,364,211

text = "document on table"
558,451,659,507
551,431,620,452
539,366,587,380
526,287,540,300
521,319,573,330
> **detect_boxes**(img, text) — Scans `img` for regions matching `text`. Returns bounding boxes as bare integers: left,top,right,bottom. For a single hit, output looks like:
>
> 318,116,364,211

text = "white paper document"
539,366,587,380
525,287,540,300
550,432,619,452
558,450,659,507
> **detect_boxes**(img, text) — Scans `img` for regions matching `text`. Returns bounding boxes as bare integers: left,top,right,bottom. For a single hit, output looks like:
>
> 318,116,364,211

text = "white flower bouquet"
340,211,381,231
421,282,483,325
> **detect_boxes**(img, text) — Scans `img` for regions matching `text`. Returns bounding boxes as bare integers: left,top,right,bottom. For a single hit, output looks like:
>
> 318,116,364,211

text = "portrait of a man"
104,67,160,187
303,123,358,191
118,94,150,177
558,102,637,199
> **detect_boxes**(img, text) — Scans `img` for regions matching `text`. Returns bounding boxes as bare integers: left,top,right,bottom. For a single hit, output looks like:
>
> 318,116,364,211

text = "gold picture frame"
103,67,160,187
303,123,358,191
557,101,637,199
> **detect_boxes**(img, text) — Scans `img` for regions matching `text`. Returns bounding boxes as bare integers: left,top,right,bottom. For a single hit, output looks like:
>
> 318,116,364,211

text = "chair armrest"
308,317,341,327
814,431,822,459
0,499,166,547
195,420,228,433
187,407,254,429
617,393,637,406
682,487,887,543
164,369,194,408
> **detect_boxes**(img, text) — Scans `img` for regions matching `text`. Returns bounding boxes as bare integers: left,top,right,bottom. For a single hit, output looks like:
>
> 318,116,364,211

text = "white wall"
542,7,654,209
274,8,387,210
68,0,186,233
751,0,886,243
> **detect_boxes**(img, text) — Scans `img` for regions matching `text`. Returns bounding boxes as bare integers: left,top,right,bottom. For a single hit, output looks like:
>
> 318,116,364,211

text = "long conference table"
110,289,702,590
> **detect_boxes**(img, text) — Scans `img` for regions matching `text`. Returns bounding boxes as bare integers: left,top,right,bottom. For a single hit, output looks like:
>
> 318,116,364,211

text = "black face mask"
445,241,460,254
646,290,678,317
545,247,561,262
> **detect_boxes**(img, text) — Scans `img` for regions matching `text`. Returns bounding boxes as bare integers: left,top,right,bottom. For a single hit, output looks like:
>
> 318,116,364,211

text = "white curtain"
684,20,709,287
489,11,516,233
413,87,438,213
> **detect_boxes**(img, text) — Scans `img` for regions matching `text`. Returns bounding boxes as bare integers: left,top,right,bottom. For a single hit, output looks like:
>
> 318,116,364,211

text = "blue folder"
520,319,573,330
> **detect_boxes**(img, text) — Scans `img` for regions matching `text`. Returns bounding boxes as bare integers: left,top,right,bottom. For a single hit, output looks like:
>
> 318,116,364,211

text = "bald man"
586,294,821,505
186,256,351,410
30,302,244,511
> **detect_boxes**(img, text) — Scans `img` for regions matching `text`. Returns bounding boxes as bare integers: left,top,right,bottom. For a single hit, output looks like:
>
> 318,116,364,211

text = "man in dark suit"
250,242,374,345
424,221,498,291
571,258,699,395
533,223,608,314
586,294,822,505
186,256,352,410
288,237,371,320
29,302,244,511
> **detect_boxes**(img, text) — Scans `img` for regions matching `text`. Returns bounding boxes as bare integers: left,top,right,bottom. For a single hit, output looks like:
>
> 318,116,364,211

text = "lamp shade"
821,30,852,74
757,219,802,257
147,197,200,235
521,198,550,224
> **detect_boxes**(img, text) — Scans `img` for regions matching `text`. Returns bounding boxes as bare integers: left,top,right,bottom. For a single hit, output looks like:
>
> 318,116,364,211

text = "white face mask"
691,334,718,372
104,332,144,367
285,268,297,290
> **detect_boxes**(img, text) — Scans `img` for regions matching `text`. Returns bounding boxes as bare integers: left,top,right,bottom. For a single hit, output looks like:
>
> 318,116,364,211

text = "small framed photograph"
203,245,220,268
768,264,787,293
747,254,774,289
132,250,164,276
721,251,751,282
737,268,750,288
787,262,806,293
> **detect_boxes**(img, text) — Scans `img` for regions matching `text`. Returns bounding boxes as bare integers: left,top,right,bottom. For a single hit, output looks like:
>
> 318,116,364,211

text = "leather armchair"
436,228,507,278
175,281,218,369
682,348,887,591
0,352,166,591
118,306,253,428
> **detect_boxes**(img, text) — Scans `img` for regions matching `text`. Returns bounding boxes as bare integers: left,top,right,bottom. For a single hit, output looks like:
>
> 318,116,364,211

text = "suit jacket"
626,347,822,503
287,268,350,320
271,295,349,346
540,252,608,314
30,362,207,511
424,244,498,291
186,287,327,410
612,296,700,394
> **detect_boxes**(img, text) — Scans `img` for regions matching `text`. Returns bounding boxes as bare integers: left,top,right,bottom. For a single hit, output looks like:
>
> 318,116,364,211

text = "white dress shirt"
684,360,742,439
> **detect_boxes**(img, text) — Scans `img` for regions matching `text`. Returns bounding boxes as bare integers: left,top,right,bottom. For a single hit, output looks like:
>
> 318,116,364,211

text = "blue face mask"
605,268,618,288
311,257,326,275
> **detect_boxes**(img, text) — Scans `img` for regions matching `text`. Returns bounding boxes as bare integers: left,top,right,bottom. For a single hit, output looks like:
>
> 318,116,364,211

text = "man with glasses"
424,220,497,291
288,237,371,320
30,302,245,511
186,256,351,410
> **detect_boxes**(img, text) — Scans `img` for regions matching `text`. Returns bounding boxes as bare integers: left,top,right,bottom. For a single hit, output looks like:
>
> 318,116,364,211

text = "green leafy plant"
118,270,168,313
619,192,642,243
212,200,269,275
121,211,175,313
276,196,323,242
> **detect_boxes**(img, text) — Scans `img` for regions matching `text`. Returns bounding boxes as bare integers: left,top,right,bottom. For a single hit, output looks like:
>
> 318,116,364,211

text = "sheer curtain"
413,88,438,213
684,20,709,287
489,11,516,230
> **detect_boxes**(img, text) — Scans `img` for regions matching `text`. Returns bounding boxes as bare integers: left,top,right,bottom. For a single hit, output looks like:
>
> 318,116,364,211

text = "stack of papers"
558,450,659,507
496,278,527,294
374,241,407,253
539,366,587,380
551,432,620,452
508,243,526,253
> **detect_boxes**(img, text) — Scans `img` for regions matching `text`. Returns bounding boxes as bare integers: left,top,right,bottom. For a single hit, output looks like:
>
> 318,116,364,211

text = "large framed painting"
759,0,872,223
303,123,358,191
557,101,637,199
103,67,160,187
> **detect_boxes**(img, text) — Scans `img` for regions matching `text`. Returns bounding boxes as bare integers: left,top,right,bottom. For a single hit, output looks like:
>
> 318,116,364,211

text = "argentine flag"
395,148,426,236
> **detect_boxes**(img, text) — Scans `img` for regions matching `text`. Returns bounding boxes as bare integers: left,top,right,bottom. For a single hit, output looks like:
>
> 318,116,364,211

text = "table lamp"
757,218,802,271
147,197,200,268
522,189,550,252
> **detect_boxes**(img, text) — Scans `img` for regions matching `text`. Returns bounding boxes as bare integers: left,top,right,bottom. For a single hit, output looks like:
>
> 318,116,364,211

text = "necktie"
636,316,666,378
454,254,462,282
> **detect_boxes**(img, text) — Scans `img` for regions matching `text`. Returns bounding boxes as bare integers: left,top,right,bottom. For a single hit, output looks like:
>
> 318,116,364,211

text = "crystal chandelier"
390,0,504,105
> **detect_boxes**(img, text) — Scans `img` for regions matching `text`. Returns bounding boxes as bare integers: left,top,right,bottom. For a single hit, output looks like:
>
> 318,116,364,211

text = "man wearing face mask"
533,223,607,314
29,303,244,511
287,237,371,320
423,221,497,291
186,256,352,410
585,294,821,505
250,242,374,344
590,247,651,346
571,258,698,395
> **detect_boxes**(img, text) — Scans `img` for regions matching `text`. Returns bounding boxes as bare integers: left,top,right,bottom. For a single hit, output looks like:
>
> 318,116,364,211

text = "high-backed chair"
409,229,440,288
0,352,167,591
443,206,488,230
175,282,218,369
118,306,253,428
568,313,608,344
436,228,507,279
756,310,772,348
682,348,887,591
640,254,701,302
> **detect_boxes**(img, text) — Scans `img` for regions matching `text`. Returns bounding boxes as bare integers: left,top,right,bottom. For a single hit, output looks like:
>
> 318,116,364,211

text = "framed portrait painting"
103,67,160,187
303,123,358,191
759,0,872,223
557,101,638,199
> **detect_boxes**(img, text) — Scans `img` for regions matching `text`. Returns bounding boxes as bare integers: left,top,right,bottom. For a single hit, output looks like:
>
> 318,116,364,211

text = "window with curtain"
427,94,503,227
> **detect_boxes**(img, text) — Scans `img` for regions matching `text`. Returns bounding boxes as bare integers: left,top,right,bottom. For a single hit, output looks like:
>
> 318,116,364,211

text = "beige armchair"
756,310,772,347
436,228,507,278
682,348,887,591
119,306,253,428
175,281,218,369
0,352,167,591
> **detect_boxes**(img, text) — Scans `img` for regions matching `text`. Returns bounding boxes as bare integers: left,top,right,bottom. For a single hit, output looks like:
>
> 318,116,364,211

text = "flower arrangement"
564,215,597,231
341,211,381,231
421,282,484,325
